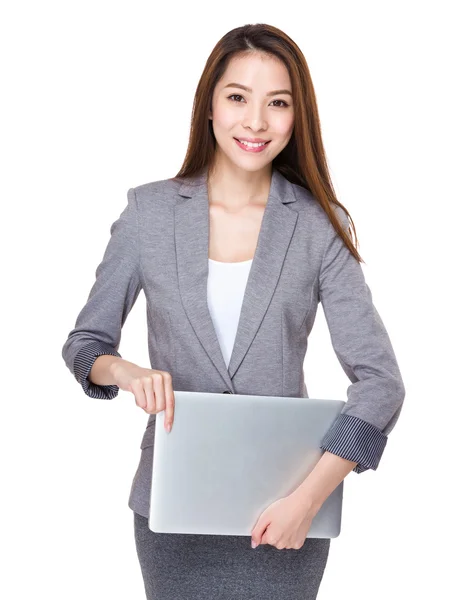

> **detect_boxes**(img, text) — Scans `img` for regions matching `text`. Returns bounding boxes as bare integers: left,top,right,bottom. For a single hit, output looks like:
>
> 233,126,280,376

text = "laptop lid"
148,391,346,539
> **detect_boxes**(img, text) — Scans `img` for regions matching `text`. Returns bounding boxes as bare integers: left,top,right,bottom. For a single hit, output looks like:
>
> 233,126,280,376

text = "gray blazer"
62,167,405,518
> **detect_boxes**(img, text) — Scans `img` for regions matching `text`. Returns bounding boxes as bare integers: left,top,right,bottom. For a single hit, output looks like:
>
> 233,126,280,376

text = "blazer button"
223,390,233,394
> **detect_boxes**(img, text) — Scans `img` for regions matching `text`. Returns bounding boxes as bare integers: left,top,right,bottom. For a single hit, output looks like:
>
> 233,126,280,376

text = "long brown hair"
174,23,364,264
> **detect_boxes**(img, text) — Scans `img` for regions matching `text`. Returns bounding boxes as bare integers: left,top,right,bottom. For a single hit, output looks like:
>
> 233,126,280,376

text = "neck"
207,156,272,210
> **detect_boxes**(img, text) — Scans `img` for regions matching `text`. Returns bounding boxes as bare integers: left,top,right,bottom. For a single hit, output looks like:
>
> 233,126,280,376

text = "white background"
1,1,464,598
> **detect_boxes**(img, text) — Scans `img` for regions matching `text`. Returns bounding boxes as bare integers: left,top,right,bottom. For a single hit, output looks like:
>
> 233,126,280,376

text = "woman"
62,23,405,599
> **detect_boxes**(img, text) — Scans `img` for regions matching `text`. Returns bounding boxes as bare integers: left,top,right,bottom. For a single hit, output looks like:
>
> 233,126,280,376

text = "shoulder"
290,180,349,229
130,176,182,207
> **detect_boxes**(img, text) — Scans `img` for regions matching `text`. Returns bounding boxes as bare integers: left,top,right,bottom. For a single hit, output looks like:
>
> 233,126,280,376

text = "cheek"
212,104,236,132
274,113,294,139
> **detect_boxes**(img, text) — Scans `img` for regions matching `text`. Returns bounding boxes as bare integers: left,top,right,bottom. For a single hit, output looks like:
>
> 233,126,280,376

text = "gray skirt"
133,511,331,600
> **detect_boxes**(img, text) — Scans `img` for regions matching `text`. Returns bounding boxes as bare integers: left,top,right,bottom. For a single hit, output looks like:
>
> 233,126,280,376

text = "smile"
234,138,271,153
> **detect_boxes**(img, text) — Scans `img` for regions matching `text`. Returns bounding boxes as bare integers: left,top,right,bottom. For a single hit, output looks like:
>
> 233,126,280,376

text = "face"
209,52,295,173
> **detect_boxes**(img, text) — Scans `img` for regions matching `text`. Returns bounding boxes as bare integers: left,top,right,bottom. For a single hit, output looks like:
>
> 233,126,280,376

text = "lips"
234,138,271,145
233,138,271,153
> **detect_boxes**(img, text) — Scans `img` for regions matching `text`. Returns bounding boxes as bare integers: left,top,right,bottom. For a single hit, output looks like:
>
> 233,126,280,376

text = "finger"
151,371,166,415
141,376,157,414
130,379,147,411
162,372,175,431
259,527,270,547
251,521,268,548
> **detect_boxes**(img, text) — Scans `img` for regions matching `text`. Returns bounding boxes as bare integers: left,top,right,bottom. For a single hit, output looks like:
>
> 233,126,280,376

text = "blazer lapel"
175,167,298,391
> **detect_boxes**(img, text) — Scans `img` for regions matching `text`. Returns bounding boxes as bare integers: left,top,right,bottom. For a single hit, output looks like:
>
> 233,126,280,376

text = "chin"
232,159,270,173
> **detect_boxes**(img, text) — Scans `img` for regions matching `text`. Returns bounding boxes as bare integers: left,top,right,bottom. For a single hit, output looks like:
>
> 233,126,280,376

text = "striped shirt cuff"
320,413,388,473
73,341,122,400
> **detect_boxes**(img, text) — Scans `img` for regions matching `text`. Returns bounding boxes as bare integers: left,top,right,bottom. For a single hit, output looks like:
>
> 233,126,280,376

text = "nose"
242,103,267,132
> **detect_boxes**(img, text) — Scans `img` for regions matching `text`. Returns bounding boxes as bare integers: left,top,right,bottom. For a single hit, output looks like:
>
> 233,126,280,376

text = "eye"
227,94,245,103
227,95,289,108
270,99,289,108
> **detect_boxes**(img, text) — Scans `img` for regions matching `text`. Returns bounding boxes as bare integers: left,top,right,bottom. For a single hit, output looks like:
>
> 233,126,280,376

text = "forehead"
217,52,291,89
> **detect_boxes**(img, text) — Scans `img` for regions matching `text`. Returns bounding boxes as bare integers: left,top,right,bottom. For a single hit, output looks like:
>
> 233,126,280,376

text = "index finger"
163,372,175,432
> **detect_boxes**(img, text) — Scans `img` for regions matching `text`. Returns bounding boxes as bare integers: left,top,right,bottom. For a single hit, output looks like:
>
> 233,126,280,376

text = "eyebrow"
223,82,292,97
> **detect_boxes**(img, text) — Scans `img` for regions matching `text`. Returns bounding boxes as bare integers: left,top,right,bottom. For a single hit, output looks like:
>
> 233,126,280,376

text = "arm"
89,354,125,386
293,451,357,515
61,188,142,399
316,206,406,474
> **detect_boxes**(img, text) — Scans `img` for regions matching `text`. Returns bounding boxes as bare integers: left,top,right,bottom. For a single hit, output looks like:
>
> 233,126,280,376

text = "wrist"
108,356,124,371
291,485,323,518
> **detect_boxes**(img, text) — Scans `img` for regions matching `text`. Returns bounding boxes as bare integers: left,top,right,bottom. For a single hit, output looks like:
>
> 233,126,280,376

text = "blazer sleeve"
61,188,142,399
318,206,405,473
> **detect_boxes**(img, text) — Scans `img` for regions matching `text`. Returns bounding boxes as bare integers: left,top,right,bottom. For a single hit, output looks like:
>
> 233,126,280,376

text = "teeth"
238,139,268,148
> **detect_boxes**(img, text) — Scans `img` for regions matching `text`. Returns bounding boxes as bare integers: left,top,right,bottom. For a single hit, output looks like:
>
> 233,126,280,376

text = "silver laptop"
148,391,346,539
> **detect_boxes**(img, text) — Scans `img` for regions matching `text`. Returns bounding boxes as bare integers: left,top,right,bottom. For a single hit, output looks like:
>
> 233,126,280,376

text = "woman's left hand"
250,490,318,550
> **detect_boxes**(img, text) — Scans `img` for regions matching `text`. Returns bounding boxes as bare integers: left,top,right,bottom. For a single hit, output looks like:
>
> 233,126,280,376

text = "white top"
207,258,253,369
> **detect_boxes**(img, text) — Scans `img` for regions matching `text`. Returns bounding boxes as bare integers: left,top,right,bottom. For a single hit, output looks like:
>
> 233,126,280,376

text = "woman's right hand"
110,360,175,432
